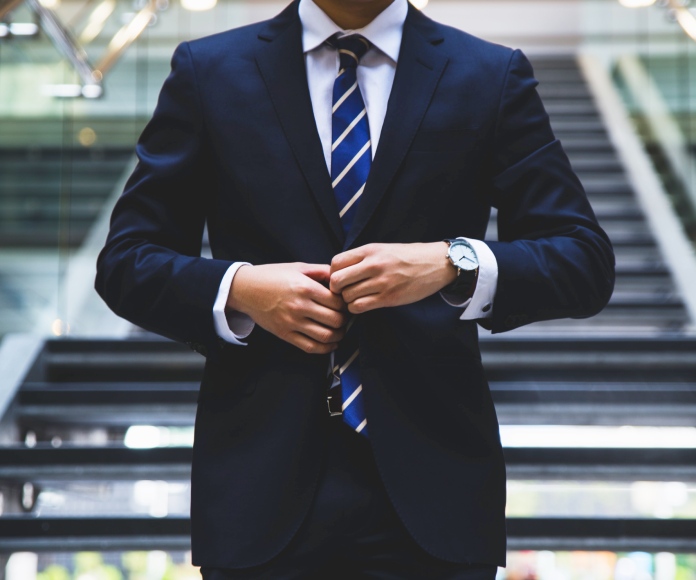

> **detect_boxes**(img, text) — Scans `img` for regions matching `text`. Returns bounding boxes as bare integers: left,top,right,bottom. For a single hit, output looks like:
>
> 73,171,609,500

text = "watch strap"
443,239,479,301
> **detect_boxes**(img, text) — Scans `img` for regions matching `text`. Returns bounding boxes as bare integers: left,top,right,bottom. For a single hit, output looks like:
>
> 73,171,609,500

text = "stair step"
570,160,625,173
0,159,129,172
559,137,615,152
535,70,586,83
0,148,133,157
0,228,91,248
613,281,676,295
606,292,683,307
19,381,199,405
585,200,643,219
479,338,696,378
581,176,634,196
0,202,104,219
544,102,599,116
0,172,125,187
552,120,607,133
539,85,594,99
614,258,668,276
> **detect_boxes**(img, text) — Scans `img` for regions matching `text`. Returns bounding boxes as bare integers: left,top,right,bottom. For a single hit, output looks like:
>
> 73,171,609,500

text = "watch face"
449,241,478,271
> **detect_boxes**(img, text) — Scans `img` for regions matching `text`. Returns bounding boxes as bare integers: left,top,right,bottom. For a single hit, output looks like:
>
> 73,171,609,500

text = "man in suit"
95,0,615,577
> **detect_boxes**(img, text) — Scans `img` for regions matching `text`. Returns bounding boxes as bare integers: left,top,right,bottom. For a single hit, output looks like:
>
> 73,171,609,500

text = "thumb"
298,263,331,284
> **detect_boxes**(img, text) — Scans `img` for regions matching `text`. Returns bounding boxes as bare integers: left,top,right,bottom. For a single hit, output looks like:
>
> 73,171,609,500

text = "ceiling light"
618,0,657,7
42,84,82,98
81,84,103,98
9,22,39,35
181,0,216,11
41,84,102,99
0,22,40,37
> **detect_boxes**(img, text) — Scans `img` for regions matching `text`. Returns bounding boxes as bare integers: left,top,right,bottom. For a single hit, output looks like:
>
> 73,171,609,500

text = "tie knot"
328,34,371,69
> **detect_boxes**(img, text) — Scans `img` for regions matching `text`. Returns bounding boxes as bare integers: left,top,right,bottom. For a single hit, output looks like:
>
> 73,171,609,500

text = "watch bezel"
442,238,480,301
445,238,479,273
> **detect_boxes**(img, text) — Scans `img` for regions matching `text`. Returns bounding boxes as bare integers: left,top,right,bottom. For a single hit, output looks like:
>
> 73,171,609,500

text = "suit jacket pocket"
418,353,490,413
198,343,267,403
410,129,479,152
402,353,499,458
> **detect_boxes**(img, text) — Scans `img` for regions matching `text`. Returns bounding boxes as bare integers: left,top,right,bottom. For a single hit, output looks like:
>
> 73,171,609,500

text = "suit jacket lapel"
255,1,344,246
344,6,448,250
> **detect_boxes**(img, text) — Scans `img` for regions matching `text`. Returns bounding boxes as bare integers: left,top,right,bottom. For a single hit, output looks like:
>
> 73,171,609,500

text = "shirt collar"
298,0,407,63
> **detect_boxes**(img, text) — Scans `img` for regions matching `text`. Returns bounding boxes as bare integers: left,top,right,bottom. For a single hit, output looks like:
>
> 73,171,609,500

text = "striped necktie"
327,34,372,437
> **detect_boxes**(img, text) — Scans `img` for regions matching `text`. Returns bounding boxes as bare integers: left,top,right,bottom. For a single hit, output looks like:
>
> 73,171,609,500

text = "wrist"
433,241,458,291
226,264,253,316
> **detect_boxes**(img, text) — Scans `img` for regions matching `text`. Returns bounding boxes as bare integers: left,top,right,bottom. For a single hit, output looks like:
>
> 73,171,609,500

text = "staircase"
0,145,133,248
0,56,694,559
482,56,696,443
487,56,691,334
0,118,140,338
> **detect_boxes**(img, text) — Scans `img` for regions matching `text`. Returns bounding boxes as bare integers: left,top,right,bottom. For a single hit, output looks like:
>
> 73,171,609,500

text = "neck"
312,0,396,30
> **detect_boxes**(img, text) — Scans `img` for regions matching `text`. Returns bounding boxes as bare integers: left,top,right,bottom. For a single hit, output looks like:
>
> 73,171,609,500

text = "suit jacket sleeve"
483,49,615,333
95,42,233,355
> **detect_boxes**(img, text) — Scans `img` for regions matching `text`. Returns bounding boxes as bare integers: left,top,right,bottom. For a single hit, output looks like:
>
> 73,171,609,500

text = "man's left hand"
330,242,457,314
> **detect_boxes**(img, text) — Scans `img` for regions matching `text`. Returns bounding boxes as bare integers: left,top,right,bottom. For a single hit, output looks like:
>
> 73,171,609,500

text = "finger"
298,263,331,285
290,332,339,355
330,261,373,293
330,247,368,275
306,281,347,311
341,278,382,304
348,294,381,314
304,303,349,329
299,320,346,344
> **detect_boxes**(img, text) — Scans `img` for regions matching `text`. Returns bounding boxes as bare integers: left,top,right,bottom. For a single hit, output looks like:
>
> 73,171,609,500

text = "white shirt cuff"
440,238,498,320
213,262,255,345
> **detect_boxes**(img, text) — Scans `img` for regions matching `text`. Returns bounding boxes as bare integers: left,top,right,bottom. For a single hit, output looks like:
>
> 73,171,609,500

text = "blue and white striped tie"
327,34,371,438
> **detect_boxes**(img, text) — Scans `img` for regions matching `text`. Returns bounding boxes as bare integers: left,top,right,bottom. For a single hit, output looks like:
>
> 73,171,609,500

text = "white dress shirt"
213,0,498,345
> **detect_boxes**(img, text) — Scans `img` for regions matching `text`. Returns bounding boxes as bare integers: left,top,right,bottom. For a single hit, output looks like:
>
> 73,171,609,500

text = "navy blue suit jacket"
96,0,615,569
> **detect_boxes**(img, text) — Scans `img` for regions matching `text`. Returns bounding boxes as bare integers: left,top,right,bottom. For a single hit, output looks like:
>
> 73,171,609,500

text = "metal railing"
1,0,163,97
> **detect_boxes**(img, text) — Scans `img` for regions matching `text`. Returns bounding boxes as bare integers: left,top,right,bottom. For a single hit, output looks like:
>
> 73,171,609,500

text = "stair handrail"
24,0,102,95
615,54,696,217
0,0,24,21
579,53,696,330
3,0,160,97
94,0,157,79
0,334,44,436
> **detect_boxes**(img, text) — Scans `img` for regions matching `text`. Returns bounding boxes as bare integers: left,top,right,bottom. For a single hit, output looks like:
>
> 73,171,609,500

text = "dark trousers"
201,416,498,580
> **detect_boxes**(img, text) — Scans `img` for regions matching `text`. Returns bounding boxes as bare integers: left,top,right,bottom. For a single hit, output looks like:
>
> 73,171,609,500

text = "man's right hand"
226,263,348,354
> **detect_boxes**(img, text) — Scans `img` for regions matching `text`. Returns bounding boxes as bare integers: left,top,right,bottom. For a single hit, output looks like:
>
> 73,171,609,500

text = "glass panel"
501,426,696,449
0,0,271,339
581,0,696,242
6,550,696,579
503,551,696,580
6,478,696,519
5,550,200,580
3,479,192,517
507,480,696,519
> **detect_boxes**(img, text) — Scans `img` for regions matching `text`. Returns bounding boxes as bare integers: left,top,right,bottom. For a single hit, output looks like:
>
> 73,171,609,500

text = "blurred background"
1,0,696,578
